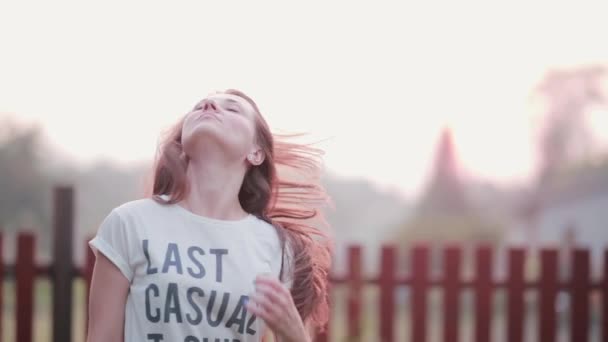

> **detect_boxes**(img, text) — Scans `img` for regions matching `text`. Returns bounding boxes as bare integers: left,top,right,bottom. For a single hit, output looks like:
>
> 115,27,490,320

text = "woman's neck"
180,156,249,220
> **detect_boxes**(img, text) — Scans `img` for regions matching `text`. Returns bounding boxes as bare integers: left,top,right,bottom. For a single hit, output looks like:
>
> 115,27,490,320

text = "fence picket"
506,248,525,342
0,233,4,342
539,249,558,342
379,246,397,342
474,246,492,342
443,245,461,342
570,249,590,342
347,246,363,340
84,236,96,338
52,186,74,342
603,249,608,342
16,233,35,342
411,245,429,342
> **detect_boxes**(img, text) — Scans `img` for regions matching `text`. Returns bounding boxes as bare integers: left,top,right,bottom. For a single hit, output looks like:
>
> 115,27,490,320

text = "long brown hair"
147,89,332,330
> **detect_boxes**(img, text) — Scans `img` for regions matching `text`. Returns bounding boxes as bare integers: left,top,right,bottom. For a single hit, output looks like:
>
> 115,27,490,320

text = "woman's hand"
246,274,310,342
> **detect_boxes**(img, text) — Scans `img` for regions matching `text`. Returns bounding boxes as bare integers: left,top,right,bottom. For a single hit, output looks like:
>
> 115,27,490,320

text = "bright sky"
1,1,607,197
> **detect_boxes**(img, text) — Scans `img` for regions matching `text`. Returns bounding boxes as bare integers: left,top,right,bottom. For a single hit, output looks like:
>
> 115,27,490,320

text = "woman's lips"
197,112,221,122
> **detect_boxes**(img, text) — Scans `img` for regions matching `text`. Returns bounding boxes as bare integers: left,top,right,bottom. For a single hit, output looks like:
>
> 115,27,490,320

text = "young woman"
86,89,332,342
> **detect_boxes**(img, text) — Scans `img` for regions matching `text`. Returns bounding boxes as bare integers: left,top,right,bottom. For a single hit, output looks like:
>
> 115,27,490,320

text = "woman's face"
181,93,259,161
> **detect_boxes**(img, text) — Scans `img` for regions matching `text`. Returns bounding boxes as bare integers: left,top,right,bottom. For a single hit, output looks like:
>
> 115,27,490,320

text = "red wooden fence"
1,187,608,341
322,246,608,342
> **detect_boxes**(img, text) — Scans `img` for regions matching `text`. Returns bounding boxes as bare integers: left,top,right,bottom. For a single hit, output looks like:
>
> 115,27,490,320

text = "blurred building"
396,128,504,276
399,128,503,247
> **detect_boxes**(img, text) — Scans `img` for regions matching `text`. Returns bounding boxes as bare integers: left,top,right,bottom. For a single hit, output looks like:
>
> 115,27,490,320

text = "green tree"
0,117,51,232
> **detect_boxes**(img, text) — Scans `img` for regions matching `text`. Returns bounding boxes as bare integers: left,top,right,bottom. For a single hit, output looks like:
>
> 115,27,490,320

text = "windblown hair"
146,89,332,331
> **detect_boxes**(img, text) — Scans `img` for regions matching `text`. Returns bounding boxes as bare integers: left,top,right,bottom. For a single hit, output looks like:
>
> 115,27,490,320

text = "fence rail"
1,187,608,342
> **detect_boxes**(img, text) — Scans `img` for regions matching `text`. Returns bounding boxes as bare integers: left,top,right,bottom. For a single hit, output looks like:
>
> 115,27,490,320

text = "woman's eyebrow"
224,98,244,109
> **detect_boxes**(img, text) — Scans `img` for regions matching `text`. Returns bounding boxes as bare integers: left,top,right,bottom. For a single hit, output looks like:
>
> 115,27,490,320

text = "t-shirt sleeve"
280,240,295,291
88,208,134,282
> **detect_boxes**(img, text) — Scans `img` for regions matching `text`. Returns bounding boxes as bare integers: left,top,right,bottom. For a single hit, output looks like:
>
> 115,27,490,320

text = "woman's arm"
277,320,314,342
264,319,314,342
86,252,130,342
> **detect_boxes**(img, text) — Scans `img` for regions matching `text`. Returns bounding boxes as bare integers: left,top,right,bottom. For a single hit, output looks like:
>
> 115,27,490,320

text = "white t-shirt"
88,195,293,342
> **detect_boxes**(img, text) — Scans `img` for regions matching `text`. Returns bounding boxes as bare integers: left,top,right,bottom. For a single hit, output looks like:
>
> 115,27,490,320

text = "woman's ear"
247,149,265,166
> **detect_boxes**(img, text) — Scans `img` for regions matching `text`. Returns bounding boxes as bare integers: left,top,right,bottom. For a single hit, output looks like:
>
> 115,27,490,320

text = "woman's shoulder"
110,195,169,220
248,217,290,253
248,216,280,238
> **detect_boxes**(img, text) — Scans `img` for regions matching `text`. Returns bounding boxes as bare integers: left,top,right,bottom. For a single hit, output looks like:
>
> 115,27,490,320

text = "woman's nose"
202,100,218,111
